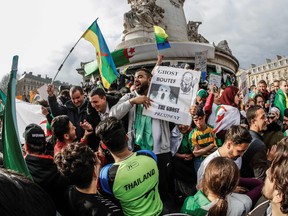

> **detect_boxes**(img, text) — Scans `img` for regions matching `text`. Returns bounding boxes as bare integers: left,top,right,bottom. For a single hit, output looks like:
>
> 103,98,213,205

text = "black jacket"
25,154,69,215
65,186,123,216
241,130,268,181
48,95,88,140
86,95,120,151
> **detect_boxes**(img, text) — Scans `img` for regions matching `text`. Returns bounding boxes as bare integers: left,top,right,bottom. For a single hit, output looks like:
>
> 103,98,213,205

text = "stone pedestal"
156,0,188,42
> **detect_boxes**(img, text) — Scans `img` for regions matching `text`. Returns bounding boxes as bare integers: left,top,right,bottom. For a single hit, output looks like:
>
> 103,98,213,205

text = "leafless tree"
0,73,10,94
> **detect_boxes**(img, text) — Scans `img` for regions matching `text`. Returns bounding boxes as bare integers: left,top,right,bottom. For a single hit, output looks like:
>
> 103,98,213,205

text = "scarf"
134,104,154,150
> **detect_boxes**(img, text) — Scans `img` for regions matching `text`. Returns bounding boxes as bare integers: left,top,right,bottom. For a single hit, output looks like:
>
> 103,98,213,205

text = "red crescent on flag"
100,46,108,57
124,47,135,58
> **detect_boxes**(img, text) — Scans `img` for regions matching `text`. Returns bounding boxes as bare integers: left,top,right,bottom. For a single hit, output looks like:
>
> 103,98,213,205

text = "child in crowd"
170,124,196,198
189,108,217,173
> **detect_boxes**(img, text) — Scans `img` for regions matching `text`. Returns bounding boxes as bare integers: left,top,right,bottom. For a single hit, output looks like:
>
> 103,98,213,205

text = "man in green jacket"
274,79,288,121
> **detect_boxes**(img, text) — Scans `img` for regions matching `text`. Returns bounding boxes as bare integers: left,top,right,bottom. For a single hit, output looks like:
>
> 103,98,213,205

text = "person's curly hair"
270,137,288,214
54,143,97,189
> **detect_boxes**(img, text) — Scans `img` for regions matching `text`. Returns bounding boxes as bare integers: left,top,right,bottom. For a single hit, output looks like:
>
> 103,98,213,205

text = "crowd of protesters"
0,58,288,216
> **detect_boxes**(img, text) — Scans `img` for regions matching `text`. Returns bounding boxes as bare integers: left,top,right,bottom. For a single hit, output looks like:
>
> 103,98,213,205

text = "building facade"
237,56,288,87
16,72,69,100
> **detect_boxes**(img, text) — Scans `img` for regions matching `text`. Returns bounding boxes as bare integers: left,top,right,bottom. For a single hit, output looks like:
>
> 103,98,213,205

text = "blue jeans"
194,157,205,174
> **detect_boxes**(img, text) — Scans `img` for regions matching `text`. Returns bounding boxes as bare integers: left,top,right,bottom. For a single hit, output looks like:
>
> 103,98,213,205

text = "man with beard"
180,72,198,94
197,125,252,185
241,105,269,180
51,115,92,155
109,68,171,203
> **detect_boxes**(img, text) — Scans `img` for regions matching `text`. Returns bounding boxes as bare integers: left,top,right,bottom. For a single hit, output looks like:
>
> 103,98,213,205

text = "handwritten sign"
143,66,201,125
240,72,248,104
208,72,222,88
195,50,208,73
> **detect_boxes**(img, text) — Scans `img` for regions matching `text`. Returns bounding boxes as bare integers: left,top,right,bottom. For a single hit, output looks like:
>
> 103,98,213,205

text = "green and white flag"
2,56,32,179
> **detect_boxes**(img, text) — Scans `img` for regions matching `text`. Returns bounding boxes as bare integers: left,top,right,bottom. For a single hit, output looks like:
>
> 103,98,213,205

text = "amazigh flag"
2,56,32,179
84,47,137,77
154,26,171,51
82,19,118,89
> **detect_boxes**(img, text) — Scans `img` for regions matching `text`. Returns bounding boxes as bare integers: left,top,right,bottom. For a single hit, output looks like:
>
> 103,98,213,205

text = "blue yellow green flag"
154,26,171,51
82,19,118,89
2,56,32,179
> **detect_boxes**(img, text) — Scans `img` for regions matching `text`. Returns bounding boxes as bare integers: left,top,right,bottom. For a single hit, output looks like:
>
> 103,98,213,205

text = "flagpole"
52,18,99,84
51,36,83,84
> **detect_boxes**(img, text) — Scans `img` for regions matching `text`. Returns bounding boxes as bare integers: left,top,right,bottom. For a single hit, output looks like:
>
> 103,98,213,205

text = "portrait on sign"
180,71,199,94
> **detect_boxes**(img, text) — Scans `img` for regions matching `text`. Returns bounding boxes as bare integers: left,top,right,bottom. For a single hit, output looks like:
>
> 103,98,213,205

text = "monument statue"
187,21,209,43
215,40,232,55
123,0,165,35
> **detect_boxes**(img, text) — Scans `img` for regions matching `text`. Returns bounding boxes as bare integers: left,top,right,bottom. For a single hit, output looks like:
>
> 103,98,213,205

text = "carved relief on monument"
214,40,232,55
187,21,209,43
169,0,185,8
123,0,165,36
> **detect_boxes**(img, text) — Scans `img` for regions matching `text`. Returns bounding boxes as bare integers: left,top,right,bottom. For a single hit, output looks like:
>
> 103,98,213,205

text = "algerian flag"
2,56,32,179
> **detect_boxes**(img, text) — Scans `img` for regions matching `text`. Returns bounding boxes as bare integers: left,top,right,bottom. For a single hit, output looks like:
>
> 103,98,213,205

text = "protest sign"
216,65,222,73
240,72,248,104
37,84,48,100
16,99,46,144
208,72,222,88
195,50,208,72
143,66,201,125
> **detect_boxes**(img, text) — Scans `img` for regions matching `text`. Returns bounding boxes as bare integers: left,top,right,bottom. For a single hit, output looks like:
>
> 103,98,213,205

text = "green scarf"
178,133,192,154
134,104,154,151
181,190,212,216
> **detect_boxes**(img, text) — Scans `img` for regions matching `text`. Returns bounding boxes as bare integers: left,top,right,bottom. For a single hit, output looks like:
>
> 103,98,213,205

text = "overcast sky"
1,0,287,85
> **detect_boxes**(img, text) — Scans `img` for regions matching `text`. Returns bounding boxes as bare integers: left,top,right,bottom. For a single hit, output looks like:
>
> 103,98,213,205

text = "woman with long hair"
181,157,252,216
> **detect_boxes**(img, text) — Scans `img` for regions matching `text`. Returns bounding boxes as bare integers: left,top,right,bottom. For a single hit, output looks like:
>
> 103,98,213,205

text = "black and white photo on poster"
143,66,201,125
149,83,179,104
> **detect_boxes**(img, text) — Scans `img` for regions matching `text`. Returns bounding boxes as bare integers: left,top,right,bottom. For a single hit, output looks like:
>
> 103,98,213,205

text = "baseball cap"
197,89,209,99
24,124,46,144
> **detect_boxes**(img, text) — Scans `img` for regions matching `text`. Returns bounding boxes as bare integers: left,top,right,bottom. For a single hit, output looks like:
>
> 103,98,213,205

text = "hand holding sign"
129,95,153,109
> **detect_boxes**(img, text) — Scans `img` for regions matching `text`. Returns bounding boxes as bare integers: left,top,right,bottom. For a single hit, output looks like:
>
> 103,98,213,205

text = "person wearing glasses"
263,107,284,150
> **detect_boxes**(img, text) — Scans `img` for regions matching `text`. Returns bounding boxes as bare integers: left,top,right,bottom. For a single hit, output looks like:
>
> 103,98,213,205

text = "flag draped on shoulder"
2,56,32,179
213,105,240,134
154,26,171,51
82,19,118,89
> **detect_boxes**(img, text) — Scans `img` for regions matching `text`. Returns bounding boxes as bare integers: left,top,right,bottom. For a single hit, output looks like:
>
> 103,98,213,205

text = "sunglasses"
193,117,203,121
268,115,276,119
